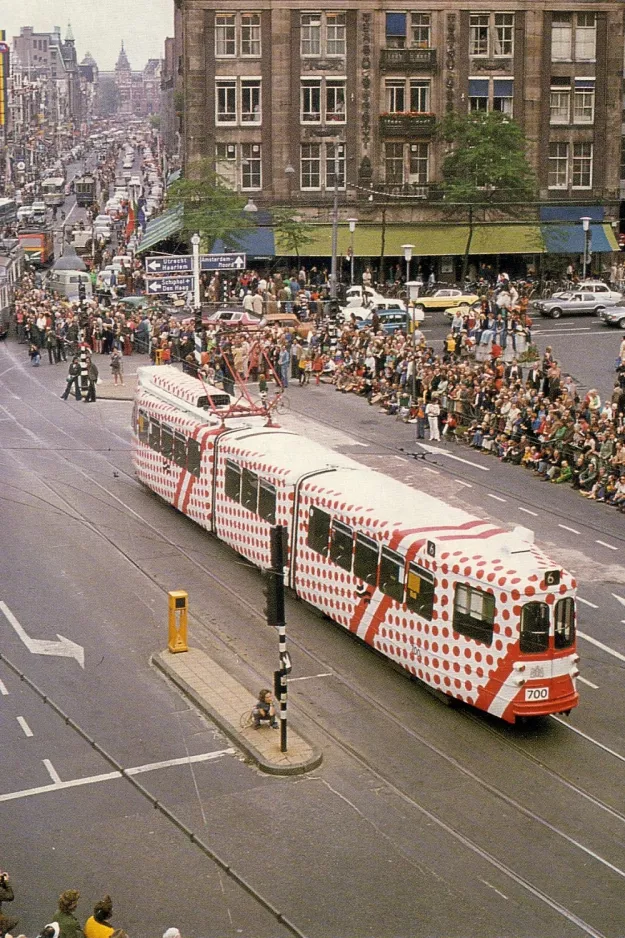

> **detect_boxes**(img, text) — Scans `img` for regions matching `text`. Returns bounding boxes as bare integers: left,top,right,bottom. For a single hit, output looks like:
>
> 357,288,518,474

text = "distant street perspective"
1,4,625,938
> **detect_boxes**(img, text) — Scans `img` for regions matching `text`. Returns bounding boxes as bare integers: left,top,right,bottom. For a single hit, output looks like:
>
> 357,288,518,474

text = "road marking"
43,759,62,784
422,466,440,475
17,716,33,737
0,679,8,695
454,479,473,488
0,748,237,803
480,880,509,901
577,676,599,689
558,524,580,535
518,507,538,517
578,630,625,664
578,597,598,608
290,672,334,682
0,601,85,668
487,494,506,503
596,540,618,551
553,717,625,766
417,443,490,472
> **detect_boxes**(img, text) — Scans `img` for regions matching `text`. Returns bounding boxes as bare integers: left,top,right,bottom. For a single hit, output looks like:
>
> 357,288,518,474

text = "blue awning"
541,222,618,254
540,204,604,222
469,79,489,97
386,13,406,36
212,227,276,257
493,79,514,96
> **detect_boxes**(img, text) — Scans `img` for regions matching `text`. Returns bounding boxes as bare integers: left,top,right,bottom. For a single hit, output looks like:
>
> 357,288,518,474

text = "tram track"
2,364,625,935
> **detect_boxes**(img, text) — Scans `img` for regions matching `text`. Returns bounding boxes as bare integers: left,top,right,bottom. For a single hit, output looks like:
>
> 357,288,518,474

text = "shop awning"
469,224,544,255
384,224,471,256
136,204,184,254
212,226,275,257
541,222,618,253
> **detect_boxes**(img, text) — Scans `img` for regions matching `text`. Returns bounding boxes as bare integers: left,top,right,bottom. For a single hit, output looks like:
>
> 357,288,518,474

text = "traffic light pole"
265,525,291,753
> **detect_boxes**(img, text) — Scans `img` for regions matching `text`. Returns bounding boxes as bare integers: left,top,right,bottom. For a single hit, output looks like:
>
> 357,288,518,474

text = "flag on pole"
125,201,136,239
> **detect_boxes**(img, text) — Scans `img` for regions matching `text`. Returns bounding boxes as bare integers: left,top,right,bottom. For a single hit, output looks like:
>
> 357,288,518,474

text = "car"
553,281,623,303
534,291,621,319
17,206,34,225
339,299,407,324
413,288,479,312
599,302,625,329
204,309,265,330
344,285,388,307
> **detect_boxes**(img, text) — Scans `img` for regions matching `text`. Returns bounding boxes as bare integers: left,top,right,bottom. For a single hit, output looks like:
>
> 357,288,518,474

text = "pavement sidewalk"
153,647,322,776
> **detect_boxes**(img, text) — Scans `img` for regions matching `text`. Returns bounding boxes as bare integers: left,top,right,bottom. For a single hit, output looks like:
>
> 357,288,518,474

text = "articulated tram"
132,366,579,723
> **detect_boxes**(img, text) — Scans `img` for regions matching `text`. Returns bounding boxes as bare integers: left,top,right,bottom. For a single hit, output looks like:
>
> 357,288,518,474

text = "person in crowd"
0,874,14,913
61,356,82,401
252,688,279,729
84,898,114,938
52,891,83,938
110,348,124,386
84,357,99,403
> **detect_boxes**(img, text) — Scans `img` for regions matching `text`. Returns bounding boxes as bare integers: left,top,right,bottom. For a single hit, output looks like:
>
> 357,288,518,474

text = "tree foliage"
437,111,537,204
166,159,255,247
272,207,316,261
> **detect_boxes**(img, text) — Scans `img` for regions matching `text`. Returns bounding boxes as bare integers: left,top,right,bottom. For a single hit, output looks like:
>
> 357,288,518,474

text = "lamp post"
329,140,344,301
402,243,414,284
581,216,591,281
347,217,358,285
284,163,295,203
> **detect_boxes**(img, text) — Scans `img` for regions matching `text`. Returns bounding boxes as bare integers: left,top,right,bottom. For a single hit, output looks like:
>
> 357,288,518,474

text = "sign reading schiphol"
145,275,194,295
145,252,247,274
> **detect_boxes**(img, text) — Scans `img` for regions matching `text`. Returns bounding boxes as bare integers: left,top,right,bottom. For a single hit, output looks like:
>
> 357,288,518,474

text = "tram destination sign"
145,253,247,274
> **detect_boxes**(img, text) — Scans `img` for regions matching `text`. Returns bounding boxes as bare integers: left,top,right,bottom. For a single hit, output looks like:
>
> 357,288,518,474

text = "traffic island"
152,647,322,776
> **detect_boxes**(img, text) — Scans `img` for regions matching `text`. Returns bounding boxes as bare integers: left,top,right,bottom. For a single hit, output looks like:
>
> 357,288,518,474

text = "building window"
216,143,261,191
552,13,595,62
493,79,514,115
385,12,407,49
240,13,261,57
301,143,321,189
551,14,572,61
548,142,569,189
409,143,429,185
572,142,593,189
326,13,346,56
385,79,430,114
411,13,431,49
241,143,262,190
385,79,406,114
215,13,236,57
469,13,490,57
410,79,430,113
468,78,513,116
385,142,404,185
494,13,514,56
550,80,571,124
326,142,346,189
241,79,261,123
301,12,345,57
575,13,596,61
301,13,321,55
216,79,237,123
573,79,595,124
468,78,489,112
470,12,514,58
300,78,345,123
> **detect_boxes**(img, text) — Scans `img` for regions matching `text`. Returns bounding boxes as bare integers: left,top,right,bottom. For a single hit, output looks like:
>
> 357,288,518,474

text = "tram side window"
354,533,379,586
330,520,353,572
241,468,258,512
187,438,201,478
258,480,277,524
161,425,174,460
149,418,161,452
453,585,495,646
173,432,186,468
137,409,149,444
225,460,241,502
520,601,550,654
406,563,434,621
379,547,405,603
554,597,575,649
308,506,331,556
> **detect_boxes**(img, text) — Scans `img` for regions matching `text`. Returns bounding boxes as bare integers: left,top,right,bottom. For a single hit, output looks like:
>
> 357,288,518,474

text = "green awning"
384,224,470,256
469,224,545,255
277,225,384,257
136,204,184,254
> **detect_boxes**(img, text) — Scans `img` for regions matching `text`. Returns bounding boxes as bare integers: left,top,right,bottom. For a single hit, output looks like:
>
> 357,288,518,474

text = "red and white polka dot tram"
133,366,579,723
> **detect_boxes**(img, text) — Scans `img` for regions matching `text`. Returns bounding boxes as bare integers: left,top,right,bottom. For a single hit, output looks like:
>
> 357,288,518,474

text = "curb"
152,651,323,777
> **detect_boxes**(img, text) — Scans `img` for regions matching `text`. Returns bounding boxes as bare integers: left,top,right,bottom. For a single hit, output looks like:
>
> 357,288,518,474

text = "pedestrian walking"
84,357,99,403
52,890,83,938
110,348,124,386
61,356,82,400
426,396,441,441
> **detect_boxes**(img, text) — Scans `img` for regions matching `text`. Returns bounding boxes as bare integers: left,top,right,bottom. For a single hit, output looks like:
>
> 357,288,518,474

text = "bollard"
168,590,188,653
154,348,164,365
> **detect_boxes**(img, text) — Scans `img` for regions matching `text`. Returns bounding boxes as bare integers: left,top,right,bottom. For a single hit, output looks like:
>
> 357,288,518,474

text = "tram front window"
520,601,550,654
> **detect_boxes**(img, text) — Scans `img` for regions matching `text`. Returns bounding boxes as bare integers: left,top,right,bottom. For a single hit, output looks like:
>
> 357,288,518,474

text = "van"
47,269,93,301
31,202,47,223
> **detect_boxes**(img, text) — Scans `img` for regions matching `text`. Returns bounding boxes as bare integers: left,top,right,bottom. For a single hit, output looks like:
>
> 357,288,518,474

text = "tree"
437,111,538,204
272,208,316,265
166,159,256,248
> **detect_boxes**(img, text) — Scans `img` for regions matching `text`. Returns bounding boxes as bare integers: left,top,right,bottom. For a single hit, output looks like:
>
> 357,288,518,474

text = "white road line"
558,524,580,535
17,716,33,737
0,748,237,803
578,630,625,664
289,672,334,682
421,466,440,475
0,679,8,695
454,479,473,488
596,540,618,551
577,676,599,690
42,759,62,784
553,717,625,766
487,494,506,503
578,597,598,609
518,507,538,517
417,443,491,472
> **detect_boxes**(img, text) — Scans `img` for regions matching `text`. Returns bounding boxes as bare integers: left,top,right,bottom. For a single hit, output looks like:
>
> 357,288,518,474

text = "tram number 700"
525,686,549,701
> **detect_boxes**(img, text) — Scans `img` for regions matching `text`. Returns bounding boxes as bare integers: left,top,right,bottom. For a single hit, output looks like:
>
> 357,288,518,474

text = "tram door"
519,601,553,701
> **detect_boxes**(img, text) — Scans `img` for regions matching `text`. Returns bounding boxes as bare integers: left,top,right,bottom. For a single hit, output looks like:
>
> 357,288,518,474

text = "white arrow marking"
147,260,161,271
612,593,625,624
148,281,159,292
0,601,85,668
416,442,491,471
234,255,245,268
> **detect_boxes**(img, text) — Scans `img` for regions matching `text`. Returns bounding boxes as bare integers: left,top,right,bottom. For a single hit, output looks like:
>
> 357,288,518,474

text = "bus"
74,173,97,208
42,177,65,208
0,198,18,228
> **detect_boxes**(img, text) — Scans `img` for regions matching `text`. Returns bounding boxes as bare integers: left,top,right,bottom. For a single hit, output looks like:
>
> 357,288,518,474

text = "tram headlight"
513,662,526,672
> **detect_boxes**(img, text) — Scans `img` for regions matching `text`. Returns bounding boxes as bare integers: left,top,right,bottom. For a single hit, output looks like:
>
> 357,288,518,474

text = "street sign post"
145,275,194,295
144,253,247,274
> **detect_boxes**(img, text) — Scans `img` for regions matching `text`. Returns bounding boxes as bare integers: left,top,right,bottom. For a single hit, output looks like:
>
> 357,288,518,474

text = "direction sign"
200,252,246,271
145,275,193,295
145,256,192,274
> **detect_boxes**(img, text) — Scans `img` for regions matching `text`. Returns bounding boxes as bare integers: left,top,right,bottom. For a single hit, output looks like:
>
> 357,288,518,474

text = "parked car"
203,309,265,330
564,281,623,302
534,291,621,319
599,302,625,329
414,288,479,312
339,300,407,324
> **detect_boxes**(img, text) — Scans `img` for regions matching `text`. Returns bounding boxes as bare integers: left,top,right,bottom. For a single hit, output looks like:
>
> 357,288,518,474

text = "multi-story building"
176,2,624,218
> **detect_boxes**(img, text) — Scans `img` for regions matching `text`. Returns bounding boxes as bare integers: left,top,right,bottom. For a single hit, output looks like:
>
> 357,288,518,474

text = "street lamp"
243,198,258,213
402,243,414,283
580,216,592,281
284,163,295,203
347,217,358,285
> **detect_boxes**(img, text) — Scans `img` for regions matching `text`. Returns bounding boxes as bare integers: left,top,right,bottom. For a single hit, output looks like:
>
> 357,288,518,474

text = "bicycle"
271,389,290,415
239,708,255,729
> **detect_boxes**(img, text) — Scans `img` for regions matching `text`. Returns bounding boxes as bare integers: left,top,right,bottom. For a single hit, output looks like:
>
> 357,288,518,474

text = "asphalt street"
2,334,625,938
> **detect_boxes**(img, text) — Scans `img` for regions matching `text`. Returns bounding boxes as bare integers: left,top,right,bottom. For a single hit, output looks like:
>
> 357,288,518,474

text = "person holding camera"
253,689,278,729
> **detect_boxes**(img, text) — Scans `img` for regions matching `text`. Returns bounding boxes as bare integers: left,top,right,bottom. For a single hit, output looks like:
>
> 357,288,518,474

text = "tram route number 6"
525,686,549,701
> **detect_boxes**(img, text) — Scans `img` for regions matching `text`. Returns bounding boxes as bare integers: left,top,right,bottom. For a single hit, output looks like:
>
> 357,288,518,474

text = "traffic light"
263,569,285,627
78,279,86,303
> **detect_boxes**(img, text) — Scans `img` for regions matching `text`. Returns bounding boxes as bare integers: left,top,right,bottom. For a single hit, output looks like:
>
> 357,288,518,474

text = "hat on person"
163,929,181,938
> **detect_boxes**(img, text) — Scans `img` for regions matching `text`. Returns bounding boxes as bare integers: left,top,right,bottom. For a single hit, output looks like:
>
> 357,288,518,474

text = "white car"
344,285,387,307
17,206,34,224
339,298,407,323
575,281,622,302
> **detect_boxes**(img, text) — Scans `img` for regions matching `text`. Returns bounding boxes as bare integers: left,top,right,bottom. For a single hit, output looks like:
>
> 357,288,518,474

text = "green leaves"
437,111,537,204
272,207,316,258
166,159,255,248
